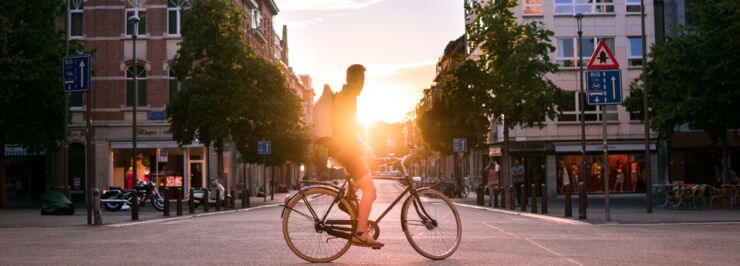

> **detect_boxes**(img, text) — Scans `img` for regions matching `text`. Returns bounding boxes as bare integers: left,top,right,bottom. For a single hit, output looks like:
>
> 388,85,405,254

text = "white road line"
600,221,740,227
455,203,592,226
107,204,279,228
482,221,584,266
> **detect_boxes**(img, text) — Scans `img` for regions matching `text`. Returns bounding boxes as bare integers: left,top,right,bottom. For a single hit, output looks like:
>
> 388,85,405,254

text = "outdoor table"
659,183,697,209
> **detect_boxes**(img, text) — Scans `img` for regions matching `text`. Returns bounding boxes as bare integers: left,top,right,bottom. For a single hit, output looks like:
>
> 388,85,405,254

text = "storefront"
553,142,657,194
108,141,204,192
4,145,48,203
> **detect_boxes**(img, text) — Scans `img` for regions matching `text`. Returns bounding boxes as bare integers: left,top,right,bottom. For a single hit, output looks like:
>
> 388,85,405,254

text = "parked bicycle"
280,149,462,262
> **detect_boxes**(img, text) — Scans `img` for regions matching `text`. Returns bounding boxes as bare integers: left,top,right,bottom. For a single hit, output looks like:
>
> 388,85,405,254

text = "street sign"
63,55,92,92
453,138,468,153
587,70,623,105
587,40,620,69
257,140,272,155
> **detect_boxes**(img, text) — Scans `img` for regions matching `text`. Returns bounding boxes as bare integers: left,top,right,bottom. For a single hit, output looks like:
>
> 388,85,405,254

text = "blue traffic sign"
257,140,272,155
586,69,622,105
453,138,468,153
63,55,91,92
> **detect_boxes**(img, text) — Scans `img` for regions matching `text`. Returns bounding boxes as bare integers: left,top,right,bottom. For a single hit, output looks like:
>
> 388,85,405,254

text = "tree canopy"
0,0,68,207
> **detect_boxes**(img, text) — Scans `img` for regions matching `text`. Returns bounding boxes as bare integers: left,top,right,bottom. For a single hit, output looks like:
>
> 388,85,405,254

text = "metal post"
130,14,140,221
579,182,587,220
64,0,73,224
640,0,652,214
520,184,526,212
230,189,235,209
531,184,537,214
215,189,221,211
509,185,515,210
176,187,183,216
163,187,170,216
565,184,572,217
188,188,195,214
93,188,102,225
203,190,209,213
575,13,588,216
86,71,94,225
603,106,611,222
541,183,548,214
263,155,267,202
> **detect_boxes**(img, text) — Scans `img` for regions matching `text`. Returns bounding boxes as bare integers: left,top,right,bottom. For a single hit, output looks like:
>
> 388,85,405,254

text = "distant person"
511,160,525,206
485,159,500,206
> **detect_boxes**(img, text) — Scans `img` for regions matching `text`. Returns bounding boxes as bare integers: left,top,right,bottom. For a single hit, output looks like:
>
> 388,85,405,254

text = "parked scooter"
101,180,165,211
190,177,231,208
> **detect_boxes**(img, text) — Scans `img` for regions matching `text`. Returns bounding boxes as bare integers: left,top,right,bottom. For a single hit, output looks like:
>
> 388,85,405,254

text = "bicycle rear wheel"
282,187,355,263
401,188,462,260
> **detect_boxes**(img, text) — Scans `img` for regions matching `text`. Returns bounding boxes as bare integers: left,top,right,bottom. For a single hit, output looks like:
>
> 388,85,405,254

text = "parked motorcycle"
101,180,165,211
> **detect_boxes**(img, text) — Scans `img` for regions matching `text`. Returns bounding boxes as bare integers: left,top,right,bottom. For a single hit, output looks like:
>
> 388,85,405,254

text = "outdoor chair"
705,185,725,209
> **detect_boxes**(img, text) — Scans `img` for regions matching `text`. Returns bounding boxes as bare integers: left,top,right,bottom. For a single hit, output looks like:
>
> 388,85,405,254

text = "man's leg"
354,174,376,233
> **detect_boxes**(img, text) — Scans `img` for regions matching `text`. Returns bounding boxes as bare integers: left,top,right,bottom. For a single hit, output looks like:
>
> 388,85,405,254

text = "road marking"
454,203,591,226
482,221,584,266
600,221,740,227
107,204,279,228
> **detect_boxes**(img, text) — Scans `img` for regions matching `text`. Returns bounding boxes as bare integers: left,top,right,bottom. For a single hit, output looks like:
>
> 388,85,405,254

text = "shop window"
556,154,646,193
126,65,146,107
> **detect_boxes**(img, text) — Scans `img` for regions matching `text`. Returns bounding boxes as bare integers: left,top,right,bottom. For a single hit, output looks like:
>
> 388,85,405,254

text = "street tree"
0,1,69,207
465,0,566,199
624,0,740,184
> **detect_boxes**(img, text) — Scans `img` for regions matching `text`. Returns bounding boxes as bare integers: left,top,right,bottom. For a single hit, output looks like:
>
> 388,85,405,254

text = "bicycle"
280,151,462,263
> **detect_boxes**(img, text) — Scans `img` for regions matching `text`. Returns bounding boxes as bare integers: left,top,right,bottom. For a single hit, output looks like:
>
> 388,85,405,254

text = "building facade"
54,0,312,201
465,0,664,197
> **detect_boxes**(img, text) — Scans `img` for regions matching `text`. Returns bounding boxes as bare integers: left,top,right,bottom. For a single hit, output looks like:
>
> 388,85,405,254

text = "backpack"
314,85,334,147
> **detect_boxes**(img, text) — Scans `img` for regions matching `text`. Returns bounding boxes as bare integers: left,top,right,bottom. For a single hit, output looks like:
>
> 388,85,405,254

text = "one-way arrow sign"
63,55,91,92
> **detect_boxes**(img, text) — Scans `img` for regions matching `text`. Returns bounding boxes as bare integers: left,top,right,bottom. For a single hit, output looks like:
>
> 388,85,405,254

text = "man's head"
346,64,366,92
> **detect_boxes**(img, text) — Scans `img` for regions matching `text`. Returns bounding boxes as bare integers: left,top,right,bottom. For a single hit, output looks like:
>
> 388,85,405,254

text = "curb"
106,204,279,228
453,202,592,226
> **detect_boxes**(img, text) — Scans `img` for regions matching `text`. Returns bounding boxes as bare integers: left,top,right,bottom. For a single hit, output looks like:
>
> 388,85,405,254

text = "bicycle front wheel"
282,187,355,263
401,188,462,260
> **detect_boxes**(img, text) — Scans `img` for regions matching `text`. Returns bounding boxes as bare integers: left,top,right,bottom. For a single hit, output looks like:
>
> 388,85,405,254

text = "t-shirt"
512,165,525,182
332,85,361,147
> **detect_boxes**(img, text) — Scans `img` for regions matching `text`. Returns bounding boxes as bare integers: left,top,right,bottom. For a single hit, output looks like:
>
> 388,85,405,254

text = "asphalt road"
1,180,738,265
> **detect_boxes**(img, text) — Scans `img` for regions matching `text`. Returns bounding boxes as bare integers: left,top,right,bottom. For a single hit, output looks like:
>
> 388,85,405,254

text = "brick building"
56,0,313,201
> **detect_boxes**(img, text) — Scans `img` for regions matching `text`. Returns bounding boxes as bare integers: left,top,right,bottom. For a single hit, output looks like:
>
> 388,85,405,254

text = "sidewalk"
0,192,291,228
452,192,740,224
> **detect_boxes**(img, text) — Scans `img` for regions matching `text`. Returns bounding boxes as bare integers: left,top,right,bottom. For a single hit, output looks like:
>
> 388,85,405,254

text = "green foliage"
465,0,565,128
624,0,740,139
168,0,307,170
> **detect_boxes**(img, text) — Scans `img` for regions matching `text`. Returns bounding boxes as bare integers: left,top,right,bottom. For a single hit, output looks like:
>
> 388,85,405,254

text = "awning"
554,142,656,153
110,141,203,149
4,145,45,157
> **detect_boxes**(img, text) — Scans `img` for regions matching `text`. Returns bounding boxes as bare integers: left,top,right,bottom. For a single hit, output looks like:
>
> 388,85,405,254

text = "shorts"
330,145,370,180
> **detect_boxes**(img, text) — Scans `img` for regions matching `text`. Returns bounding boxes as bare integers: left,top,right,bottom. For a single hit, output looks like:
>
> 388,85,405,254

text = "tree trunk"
216,139,225,184
0,140,6,208
502,119,511,205
721,132,729,185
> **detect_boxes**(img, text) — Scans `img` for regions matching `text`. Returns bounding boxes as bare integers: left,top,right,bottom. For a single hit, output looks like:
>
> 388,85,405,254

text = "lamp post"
574,12,587,214
129,13,140,221
640,0,652,213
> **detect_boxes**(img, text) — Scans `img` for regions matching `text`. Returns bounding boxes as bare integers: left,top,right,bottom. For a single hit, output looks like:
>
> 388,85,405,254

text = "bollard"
493,187,499,208
245,189,251,208
541,183,548,214
531,184,538,214
132,188,139,221
176,187,183,216
500,185,505,209
476,185,484,206
242,182,249,208
230,189,236,209
203,190,210,213
509,185,515,210
163,187,171,217
565,184,572,217
188,188,195,214
216,190,222,211
520,184,527,212
93,188,103,225
579,182,587,220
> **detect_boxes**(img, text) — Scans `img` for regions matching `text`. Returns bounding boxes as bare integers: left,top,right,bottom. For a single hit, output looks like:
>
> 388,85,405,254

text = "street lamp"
574,12,587,217
640,0,652,213
128,13,140,221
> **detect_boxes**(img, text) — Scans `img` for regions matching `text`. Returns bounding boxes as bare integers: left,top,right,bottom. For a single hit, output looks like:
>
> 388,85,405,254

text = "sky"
273,0,465,127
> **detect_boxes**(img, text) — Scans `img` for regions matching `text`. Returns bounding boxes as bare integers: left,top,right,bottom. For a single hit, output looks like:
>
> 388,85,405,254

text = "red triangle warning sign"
587,40,620,69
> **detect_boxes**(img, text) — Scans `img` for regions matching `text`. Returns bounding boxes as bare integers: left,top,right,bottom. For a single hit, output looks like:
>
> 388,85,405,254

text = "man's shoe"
351,231,384,248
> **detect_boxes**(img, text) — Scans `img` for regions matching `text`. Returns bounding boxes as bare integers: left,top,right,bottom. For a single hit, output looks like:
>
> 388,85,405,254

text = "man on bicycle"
329,64,384,248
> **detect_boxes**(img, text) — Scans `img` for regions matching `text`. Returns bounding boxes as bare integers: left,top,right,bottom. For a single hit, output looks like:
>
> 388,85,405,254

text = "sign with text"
453,138,468,153
586,69,623,105
63,55,91,92
257,140,272,155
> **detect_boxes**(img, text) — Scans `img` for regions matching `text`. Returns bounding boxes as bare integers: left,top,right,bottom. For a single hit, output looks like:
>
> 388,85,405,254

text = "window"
168,69,181,103
557,92,618,122
626,0,641,13
167,0,190,35
126,65,146,107
125,2,147,36
629,111,642,121
523,0,543,15
69,0,84,37
556,37,614,67
554,0,614,15
70,93,83,107
251,9,262,29
628,36,643,66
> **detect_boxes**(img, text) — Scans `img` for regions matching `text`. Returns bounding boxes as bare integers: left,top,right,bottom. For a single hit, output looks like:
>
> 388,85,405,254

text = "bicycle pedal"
371,247,381,250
